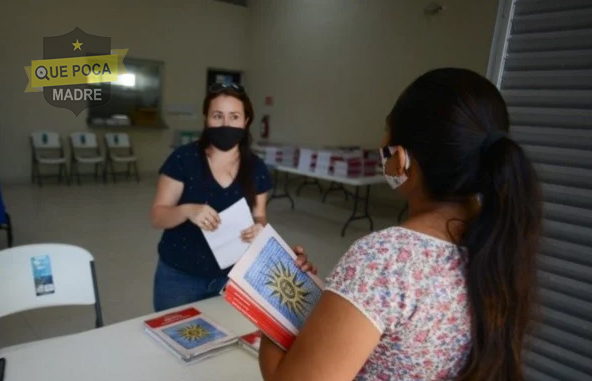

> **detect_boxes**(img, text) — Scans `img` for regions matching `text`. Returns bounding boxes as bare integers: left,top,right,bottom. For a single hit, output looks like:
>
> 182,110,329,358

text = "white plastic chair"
69,132,106,185
30,132,69,187
104,133,140,182
0,243,103,329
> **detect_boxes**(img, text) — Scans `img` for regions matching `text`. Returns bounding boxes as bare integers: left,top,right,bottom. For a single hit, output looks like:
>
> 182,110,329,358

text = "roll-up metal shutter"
487,1,592,380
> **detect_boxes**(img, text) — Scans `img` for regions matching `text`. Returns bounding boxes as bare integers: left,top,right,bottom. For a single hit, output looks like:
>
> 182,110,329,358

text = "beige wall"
0,0,251,182
244,0,499,204
246,0,499,148
1,0,499,188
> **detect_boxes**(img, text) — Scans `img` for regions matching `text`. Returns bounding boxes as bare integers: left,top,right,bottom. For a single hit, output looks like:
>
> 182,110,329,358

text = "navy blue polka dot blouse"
157,142,273,278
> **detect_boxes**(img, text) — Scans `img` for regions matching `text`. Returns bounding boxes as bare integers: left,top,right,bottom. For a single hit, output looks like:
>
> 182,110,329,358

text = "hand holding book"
293,245,318,275
222,224,325,350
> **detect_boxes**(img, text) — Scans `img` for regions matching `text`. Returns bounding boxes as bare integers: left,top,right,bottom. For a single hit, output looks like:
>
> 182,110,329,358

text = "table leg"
267,170,295,210
322,181,349,203
296,177,323,196
340,185,373,237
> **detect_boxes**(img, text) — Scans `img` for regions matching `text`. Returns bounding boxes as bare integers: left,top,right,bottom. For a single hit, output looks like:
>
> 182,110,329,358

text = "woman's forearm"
254,215,268,226
259,335,286,381
150,204,189,229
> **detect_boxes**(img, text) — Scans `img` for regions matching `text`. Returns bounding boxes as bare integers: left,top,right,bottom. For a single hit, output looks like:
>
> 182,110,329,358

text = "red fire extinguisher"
260,115,270,139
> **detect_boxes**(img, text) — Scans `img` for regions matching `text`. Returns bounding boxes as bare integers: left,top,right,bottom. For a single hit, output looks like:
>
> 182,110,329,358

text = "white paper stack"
333,155,379,178
297,148,317,172
278,146,298,166
259,144,298,167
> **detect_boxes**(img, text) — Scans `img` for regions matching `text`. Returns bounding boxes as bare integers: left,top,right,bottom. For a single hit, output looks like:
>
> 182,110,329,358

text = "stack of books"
313,149,338,176
144,307,239,363
315,147,365,176
332,149,379,177
238,330,262,356
222,224,325,350
255,143,299,167
297,148,318,172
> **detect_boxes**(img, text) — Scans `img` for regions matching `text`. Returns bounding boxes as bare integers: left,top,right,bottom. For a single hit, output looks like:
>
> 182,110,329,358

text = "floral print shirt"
325,227,472,380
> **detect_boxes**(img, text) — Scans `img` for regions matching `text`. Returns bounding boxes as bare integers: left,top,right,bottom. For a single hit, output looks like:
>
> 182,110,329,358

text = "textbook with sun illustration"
143,307,238,363
223,224,325,350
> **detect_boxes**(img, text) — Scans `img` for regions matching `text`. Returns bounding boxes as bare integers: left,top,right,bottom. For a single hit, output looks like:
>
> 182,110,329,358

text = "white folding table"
0,297,262,381
268,165,385,237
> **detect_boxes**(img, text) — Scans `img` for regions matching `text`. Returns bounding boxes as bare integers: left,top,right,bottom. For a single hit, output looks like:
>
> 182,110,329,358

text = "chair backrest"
0,243,100,319
70,132,99,148
30,132,61,149
104,133,131,149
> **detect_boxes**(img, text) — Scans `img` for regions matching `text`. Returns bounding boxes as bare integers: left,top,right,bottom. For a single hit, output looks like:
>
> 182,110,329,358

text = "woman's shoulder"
159,143,202,180
248,150,265,163
172,142,200,156
345,226,459,265
165,143,203,164
248,151,269,171
350,226,417,251
361,226,457,247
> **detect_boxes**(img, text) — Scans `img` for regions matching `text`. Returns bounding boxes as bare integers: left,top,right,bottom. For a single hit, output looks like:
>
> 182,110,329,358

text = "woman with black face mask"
149,83,315,312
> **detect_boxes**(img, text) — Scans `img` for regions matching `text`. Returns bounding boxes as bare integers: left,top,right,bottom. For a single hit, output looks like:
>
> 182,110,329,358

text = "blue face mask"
379,146,410,189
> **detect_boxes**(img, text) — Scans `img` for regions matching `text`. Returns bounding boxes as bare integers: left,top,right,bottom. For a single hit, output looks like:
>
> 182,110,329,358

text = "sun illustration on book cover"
265,261,312,319
178,324,211,341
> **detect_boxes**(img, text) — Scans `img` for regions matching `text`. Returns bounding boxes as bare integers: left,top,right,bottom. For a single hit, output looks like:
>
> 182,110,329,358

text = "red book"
143,307,238,363
238,330,262,356
222,224,325,351
224,281,296,350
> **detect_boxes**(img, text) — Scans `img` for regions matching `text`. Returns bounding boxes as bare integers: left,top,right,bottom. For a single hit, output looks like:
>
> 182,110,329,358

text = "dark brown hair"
198,87,257,209
387,68,543,381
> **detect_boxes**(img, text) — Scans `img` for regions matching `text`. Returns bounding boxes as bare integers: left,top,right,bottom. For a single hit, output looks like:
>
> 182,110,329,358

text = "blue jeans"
153,259,229,312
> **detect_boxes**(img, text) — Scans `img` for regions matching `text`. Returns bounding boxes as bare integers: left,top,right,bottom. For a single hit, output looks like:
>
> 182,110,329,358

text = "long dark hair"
387,68,543,381
198,86,257,209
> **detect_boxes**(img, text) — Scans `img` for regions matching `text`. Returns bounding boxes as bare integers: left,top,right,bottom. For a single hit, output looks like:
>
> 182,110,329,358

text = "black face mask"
204,126,246,151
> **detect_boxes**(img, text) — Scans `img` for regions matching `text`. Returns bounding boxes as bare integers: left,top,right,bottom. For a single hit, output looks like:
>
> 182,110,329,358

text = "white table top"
275,165,385,186
0,297,262,381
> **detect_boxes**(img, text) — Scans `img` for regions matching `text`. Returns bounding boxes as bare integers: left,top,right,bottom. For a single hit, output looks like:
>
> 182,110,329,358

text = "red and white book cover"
224,280,296,350
223,224,325,350
143,307,238,362
239,330,262,356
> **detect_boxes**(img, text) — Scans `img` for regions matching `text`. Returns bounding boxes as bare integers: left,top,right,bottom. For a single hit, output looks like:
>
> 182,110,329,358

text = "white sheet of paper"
202,198,255,269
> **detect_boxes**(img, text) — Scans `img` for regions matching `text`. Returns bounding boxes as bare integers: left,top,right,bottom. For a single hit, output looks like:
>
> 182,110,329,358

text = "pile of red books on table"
332,149,379,177
297,148,318,172
143,307,239,363
255,143,299,167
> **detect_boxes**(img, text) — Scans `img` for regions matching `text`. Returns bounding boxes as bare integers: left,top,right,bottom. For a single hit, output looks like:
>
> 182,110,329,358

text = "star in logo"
72,39,83,51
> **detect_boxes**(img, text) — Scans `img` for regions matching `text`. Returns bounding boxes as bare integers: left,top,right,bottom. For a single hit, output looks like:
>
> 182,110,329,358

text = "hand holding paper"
186,204,221,231
202,198,255,269
241,223,264,243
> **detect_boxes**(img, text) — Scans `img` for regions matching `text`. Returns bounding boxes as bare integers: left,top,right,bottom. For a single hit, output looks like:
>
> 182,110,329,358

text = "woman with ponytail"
258,68,543,381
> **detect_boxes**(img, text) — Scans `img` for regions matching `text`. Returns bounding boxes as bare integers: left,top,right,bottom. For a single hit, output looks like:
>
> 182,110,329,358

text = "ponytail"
456,136,543,381
385,67,545,380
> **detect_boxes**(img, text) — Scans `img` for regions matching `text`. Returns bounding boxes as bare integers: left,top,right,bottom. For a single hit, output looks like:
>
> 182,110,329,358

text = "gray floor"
0,172,404,348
